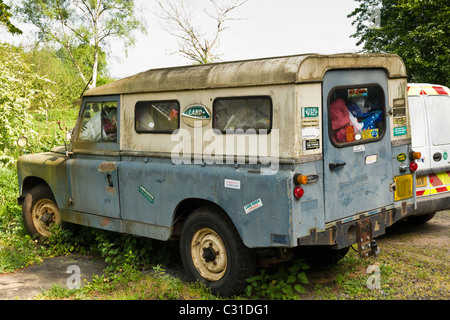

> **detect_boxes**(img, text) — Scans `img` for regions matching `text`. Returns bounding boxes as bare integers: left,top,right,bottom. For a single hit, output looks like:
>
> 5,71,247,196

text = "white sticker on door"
365,154,378,165
224,179,241,190
244,198,263,214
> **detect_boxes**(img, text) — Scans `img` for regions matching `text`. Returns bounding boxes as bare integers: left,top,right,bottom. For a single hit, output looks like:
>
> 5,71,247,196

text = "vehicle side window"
213,96,272,133
426,96,450,146
328,86,385,146
79,101,118,142
135,100,180,133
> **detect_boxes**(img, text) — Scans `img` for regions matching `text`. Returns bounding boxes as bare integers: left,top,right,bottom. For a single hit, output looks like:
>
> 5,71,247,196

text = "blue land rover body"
17,53,418,295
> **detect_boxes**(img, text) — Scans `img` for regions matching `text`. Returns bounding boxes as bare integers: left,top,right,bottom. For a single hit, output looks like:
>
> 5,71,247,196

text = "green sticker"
182,105,211,120
393,126,407,137
139,186,154,204
302,107,319,118
444,152,448,161
397,153,407,163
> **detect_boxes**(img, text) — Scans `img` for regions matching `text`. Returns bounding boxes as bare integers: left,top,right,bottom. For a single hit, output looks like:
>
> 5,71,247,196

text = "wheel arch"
18,177,54,205
172,198,237,238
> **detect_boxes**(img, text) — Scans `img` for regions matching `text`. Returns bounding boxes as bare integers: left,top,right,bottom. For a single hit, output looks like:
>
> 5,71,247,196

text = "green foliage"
26,47,85,108
90,230,177,273
0,166,47,272
0,43,55,166
245,259,310,300
348,0,449,86
0,0,21,34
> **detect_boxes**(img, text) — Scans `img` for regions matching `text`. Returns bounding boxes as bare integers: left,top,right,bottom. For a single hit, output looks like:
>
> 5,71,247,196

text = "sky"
2,0,362,79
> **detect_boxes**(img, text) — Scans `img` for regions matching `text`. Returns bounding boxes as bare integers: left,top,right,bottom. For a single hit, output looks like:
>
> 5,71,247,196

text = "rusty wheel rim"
191,227,227,281
31,198,62,237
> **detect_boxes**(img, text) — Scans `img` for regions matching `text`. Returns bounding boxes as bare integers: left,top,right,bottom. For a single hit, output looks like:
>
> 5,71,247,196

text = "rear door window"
328,86,385,146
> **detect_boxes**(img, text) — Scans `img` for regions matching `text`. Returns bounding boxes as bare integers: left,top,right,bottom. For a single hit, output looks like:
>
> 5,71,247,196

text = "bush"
0,43,55,166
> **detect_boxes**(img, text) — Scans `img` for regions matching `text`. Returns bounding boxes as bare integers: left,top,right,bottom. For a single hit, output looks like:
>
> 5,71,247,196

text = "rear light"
293,174,308,185
294,187,304,199
410,162,418,172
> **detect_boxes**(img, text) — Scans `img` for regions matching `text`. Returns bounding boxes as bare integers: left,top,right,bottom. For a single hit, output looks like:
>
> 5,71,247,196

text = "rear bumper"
412,192,450,216
297,203,414,249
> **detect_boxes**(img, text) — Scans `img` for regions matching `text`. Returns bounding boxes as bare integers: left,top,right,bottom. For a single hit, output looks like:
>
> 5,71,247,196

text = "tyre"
408,212,436,224
180,205,255,296
22,184,62,238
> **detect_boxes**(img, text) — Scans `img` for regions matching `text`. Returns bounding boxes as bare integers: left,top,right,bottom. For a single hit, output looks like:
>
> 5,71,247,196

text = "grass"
307,211,449,300
36,265,219,300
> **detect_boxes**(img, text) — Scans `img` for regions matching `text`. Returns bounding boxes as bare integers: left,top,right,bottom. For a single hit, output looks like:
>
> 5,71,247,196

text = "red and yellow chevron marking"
416,170,450,196
408,85,450,96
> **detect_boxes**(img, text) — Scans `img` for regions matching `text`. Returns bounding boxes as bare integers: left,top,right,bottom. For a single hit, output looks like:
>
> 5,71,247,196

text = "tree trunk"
90,48,99,89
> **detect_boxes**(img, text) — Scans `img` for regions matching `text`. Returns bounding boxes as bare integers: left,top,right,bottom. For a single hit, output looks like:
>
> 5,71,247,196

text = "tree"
157,0,248,64
348,0,449,86
0,0,21,34
17,0,146,88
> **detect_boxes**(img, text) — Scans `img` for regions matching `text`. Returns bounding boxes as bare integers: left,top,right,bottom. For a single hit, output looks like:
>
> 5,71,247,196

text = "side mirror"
17,136,28,148
17,136,34,154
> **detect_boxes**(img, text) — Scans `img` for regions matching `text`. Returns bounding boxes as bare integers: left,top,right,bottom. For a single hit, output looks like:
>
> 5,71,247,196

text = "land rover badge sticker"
181,104,211,127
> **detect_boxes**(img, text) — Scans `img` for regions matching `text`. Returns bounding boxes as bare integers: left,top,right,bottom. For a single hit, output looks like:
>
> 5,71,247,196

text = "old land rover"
17,53,419,296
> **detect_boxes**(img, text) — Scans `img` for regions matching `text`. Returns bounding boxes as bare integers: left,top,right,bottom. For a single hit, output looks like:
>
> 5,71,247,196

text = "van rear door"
322,69,393,223
409,88,450,196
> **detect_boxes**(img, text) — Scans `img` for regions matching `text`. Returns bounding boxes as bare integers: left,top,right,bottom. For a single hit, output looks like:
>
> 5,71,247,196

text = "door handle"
329,162,346,170
106,174,114,188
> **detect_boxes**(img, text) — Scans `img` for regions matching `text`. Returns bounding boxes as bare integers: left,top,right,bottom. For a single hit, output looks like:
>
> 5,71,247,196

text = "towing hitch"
356,218,380,258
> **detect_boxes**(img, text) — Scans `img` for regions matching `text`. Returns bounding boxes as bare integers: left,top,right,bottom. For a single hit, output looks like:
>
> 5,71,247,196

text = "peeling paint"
98,162,117,173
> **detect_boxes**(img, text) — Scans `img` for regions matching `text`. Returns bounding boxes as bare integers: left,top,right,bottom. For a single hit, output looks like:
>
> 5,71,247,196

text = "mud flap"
356,218,374,258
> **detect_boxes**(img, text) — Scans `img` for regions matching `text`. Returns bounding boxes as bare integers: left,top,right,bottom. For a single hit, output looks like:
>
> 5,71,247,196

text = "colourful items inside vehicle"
330,87,384,144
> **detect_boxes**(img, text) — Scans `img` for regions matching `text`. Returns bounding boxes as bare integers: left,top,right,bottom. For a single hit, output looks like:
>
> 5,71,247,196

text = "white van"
408,83,450,222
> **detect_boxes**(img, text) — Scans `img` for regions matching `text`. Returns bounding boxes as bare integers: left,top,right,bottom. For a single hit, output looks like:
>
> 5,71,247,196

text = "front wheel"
180,206,255,296
22,184,62,238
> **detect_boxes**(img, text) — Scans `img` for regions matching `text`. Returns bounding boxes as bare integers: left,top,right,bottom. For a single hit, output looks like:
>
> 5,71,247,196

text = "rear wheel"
22,184,62,238
408,212,436,224
180,205,255,296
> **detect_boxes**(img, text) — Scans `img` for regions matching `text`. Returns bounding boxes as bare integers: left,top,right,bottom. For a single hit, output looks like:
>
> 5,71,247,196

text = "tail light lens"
410,162,418,172
294,187,304,199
